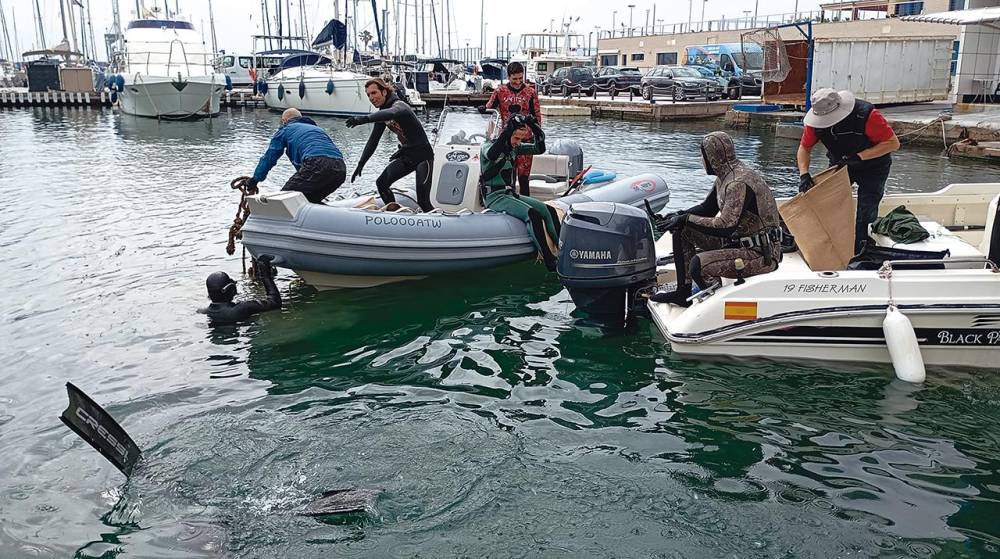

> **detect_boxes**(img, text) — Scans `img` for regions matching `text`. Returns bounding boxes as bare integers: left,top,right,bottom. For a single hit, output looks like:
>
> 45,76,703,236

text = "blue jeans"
851,164,891,253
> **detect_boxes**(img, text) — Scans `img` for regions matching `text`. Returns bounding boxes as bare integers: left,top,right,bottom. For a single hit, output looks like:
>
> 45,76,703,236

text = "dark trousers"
850,164,891,253
376,154,434,212
282,156,346,203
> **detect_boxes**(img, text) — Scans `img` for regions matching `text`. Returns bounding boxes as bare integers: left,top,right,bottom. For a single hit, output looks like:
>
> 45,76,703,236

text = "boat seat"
530,154,570,179
869,219,984,267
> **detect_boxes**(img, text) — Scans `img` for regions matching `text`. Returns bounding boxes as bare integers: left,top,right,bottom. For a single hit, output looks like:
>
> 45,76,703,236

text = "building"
596,0,958,70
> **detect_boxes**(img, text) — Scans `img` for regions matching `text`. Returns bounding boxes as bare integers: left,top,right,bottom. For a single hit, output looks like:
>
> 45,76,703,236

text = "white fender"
882,305,926,383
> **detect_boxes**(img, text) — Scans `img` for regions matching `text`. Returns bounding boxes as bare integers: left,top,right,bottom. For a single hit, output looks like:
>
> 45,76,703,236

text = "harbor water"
2,106,999,558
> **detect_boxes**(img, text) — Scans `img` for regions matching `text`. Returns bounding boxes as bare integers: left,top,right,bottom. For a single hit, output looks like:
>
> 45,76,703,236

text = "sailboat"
110,6,223,118
261,17,372,117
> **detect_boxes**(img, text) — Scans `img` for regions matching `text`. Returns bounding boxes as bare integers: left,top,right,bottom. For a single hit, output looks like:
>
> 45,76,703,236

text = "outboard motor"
547,140,584,179
557,202,657,319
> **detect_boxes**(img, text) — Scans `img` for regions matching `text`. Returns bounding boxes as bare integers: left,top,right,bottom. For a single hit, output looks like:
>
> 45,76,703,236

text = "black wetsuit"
353,93,435,211
203,272,281,324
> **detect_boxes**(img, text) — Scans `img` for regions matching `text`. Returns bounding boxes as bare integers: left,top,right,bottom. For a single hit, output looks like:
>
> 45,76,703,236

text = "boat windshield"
435,108,499,146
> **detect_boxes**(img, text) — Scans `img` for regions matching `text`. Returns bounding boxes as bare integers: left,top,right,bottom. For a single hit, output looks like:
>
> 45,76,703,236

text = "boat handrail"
878,256,999,276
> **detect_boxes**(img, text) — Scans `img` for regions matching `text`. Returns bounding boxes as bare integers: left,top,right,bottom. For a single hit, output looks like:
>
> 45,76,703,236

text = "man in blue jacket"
247,108,346,203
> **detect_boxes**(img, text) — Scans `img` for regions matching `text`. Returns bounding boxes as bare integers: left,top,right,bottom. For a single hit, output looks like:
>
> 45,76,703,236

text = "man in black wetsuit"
345,78,435,212
201,255,281,323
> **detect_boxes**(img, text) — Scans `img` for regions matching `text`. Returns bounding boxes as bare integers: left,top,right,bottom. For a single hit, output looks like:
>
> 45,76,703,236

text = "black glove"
245,177,259,190
254,255,276,278
345,116,365,128
510,113,530,128
664,213,688,233
476,104,488,114
351,167,362,183
836,154,862,167
798,173,814,193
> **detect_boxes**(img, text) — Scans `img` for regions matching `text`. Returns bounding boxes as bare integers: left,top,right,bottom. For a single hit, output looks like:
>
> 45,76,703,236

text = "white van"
218,52,287,87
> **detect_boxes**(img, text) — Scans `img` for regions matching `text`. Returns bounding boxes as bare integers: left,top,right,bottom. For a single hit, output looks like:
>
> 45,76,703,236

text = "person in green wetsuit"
480,114,561,271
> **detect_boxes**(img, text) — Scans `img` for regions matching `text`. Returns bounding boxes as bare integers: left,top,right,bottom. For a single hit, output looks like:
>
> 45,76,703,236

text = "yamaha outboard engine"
557,202,657,320
547,140,584,179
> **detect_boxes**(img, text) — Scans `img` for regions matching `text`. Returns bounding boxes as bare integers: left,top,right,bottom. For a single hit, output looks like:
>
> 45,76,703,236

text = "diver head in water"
206,271,238,303
202,255,282,323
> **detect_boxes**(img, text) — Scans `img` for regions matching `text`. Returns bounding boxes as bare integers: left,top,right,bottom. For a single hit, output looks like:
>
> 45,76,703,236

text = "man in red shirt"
479,61,542,196
797,88,901,253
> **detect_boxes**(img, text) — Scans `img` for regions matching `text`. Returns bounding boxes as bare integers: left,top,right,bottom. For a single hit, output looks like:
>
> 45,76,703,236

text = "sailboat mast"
445,0,451,56
261,0,271,50
285,0,291,46
429,0,439,57
299,0,308,45
85,0,98,61
0,1,10,62
208,0,218,55
12,6,21,62
58,0,69,44
32,0,44,50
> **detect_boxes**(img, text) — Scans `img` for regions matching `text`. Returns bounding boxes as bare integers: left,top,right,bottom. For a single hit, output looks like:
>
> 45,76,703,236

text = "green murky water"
1,106,999,558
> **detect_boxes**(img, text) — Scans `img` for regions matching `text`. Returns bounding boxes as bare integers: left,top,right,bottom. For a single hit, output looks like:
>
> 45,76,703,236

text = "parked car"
542,66,595,96
685,42,764,99
593,66,643,97
689,65,731,98
639,65,724,101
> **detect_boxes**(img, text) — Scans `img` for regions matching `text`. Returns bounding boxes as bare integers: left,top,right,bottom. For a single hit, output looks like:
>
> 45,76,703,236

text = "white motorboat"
261,52,372,117
113,16,223,118
558,183,1000,371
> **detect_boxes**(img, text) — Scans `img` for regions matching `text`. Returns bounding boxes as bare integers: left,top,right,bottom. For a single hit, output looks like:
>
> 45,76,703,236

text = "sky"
9,0,827,60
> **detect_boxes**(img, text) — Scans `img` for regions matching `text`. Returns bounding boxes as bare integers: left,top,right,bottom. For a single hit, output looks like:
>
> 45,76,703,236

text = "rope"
226,176,259,272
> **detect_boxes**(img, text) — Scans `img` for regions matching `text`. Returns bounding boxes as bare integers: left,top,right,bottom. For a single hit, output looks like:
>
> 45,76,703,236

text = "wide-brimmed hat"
803,88,856,128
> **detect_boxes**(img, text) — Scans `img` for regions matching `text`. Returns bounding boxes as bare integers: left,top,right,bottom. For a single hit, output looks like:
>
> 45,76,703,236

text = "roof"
820,1,890,12
901,6,1000,25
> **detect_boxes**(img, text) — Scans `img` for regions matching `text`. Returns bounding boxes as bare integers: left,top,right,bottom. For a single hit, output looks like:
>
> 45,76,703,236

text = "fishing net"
741,28,790,83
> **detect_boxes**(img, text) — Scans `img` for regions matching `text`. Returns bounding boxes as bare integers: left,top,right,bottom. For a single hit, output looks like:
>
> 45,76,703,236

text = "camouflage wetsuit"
665,132,782,299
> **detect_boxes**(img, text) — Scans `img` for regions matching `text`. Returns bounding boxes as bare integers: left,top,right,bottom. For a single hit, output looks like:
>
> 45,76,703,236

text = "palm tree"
358,30,373,52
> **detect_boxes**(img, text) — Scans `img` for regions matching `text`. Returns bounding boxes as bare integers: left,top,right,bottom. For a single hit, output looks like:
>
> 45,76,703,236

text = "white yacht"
509,30,593,84
114,15,223,118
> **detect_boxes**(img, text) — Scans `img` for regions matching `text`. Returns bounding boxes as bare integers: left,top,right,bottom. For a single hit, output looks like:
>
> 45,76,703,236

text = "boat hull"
119,74,224,118
649,182,1000,371
263,72,373,117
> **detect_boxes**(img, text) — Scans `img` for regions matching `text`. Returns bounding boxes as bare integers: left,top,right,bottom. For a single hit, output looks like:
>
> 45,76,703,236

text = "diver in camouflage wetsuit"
652,132,782,306
480,114,561,271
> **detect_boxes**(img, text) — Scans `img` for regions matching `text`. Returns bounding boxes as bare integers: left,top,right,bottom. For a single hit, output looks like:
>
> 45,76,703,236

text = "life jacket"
816,99,891,171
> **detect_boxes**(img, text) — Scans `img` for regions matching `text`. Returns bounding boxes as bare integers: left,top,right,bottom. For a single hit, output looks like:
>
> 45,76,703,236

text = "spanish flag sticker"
724,301,758,321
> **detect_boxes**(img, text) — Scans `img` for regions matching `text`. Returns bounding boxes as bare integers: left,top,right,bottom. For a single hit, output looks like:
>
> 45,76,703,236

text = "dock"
540,94,755,122
727,102,1000,151
420,90,491,107
0,88,266,110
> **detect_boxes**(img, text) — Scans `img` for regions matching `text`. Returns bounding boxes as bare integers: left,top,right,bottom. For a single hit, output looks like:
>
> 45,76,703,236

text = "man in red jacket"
797,88,900,253
479,61,542,196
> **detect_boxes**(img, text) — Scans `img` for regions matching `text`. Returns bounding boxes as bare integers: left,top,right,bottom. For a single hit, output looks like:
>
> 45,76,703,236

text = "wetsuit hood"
700,131,738,177
206,271,237,303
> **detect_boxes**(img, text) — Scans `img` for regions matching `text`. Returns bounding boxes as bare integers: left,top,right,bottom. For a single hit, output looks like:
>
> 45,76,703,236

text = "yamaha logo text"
569,249,613,260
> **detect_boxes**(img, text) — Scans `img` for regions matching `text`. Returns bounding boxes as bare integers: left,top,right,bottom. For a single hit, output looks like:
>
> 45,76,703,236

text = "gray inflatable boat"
241,174,668,288
240,108,669,288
